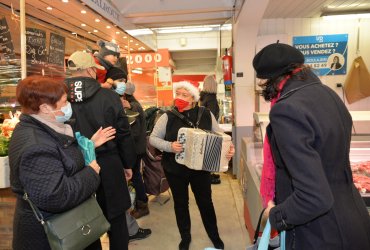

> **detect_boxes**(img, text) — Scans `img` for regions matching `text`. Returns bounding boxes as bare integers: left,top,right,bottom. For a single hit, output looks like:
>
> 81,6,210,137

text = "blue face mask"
53,102,73,123
114,82,126,95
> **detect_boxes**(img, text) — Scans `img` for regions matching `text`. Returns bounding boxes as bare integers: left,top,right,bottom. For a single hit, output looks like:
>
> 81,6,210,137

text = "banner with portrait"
293,34,348,76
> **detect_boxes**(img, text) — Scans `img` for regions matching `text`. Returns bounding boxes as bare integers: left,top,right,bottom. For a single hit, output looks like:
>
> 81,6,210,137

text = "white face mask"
52,102,73,123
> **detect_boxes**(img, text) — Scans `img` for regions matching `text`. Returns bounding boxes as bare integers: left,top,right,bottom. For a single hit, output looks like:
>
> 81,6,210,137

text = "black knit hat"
253,43,305,79
106,67,127,81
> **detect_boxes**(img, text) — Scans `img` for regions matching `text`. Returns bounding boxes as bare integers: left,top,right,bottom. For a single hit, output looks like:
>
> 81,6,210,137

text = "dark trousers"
165,169,220,241
85,213,128,250
131,154,148,203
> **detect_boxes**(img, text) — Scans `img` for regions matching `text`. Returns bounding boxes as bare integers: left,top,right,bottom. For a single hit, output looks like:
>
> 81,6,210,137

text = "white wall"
157,31,219,51
257,18,370,113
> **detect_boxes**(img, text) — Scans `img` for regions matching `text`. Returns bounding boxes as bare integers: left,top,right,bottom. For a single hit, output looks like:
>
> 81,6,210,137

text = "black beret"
253,43,305,79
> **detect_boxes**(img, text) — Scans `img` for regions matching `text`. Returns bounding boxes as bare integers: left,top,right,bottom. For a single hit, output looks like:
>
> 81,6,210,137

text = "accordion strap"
170,107,205,128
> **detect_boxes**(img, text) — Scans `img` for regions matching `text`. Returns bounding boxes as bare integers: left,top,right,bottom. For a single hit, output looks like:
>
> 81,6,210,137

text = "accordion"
175,128,232,172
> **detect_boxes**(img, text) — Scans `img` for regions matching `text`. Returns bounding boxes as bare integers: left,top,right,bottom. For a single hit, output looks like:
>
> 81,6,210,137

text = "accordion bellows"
175,128,232,172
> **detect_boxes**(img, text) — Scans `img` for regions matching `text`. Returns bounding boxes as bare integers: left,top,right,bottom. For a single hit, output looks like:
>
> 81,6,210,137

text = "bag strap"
252,208,266,244
170,109,195,128
170,106,205,128
195,106,205,128
23,193,45,224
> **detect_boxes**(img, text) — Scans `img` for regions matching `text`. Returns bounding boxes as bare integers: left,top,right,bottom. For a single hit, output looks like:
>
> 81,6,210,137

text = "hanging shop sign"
26,28,47,66
48,33,65,66
81,0,124,29
125,49,171,68
0,17,15,59
26,28,47,76
293,34,348,76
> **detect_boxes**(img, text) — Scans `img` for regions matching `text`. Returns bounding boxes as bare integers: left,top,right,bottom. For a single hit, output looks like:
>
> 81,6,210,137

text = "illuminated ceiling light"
46,6,52,10
321,10,370,20
62,0,69,3
93,29,98,33
124,45,128,48
129,40,133,42
95,18,100,22
88,31,92,34
154,26,214,34
81,23,86,27
71,32,77,35
130,48,133,51
126,29,153,36
106,26,111,29
81,10,87,14
116,31,120,34
135,43,139,46
123,36,127,39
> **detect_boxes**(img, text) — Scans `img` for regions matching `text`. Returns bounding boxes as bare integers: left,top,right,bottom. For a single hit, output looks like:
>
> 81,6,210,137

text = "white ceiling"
112,0,370,28
2,0,369,73
110,0,370,74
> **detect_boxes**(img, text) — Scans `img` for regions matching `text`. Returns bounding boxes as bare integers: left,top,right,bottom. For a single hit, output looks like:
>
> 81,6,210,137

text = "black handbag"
24,193,110,250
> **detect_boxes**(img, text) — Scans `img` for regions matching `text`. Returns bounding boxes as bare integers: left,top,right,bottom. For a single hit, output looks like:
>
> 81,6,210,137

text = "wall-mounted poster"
293,34,348,76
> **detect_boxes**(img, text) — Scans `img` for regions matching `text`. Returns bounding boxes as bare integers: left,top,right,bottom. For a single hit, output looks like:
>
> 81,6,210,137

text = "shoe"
129,227,152,242
211,173,220,179
131,200,150,219
179,239,191,250
211,237,224,249
211,175,221,185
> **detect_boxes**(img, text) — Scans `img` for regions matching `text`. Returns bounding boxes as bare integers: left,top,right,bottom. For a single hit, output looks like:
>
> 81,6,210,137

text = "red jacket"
94,57,107,83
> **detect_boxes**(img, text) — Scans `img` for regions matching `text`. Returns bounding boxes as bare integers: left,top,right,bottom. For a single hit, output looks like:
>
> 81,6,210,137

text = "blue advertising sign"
293,34,348,76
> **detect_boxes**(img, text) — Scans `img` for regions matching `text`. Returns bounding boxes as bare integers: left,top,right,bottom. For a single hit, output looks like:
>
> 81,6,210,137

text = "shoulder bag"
23,193,110,250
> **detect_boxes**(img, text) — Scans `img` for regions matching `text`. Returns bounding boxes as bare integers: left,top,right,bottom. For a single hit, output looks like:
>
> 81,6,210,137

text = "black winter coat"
126,95,147,155
199,92,219,120
9,114,100,250
65,76,136,219
267,70,370,250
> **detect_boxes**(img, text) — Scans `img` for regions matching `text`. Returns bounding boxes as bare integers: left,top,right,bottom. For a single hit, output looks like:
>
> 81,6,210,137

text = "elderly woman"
150,81,235,250
253,43,370,250
9,76,115,250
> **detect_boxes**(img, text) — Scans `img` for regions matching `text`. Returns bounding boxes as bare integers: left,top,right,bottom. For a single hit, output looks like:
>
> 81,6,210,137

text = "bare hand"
91,126,116,148
101,78,113,89
89,160,101,174
121,99,131,109
226,143,235,160
171,141,183,153
263,200,275,220
124,169,133,181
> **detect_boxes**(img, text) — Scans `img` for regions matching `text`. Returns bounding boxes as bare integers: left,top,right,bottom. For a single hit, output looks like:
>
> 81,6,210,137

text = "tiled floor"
102,172,250,249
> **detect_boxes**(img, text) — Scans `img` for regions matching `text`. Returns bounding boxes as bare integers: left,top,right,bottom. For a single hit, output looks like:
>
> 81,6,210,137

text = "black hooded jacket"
65,76,136,217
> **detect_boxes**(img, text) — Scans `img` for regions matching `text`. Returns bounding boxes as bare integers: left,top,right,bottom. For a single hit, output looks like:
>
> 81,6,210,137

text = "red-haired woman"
9,76,114,250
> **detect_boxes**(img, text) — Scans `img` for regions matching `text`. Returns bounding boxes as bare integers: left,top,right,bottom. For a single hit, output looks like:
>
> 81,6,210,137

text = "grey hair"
202,75,218,93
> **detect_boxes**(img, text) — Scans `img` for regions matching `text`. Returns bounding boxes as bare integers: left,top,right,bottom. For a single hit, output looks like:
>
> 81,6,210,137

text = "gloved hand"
114,82,126,95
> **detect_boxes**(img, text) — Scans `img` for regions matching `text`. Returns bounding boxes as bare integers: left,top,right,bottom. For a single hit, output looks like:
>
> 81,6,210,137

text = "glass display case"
219,98,232,124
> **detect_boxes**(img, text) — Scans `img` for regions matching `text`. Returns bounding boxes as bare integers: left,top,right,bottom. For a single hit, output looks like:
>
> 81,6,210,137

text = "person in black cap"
253,43,370,250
